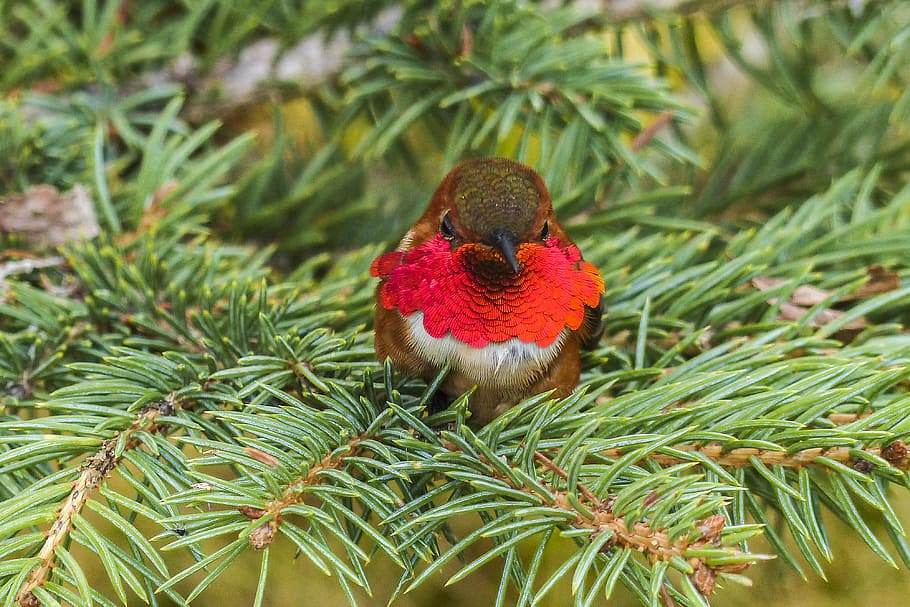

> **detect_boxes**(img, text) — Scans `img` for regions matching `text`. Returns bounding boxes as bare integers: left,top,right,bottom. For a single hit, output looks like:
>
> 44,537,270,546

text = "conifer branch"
0,256,65,295
4,2,910,605
534,450,602,507
14,395,176,606
533,449,759,596
598,441,910,472
434,441,764,599
240,435,370,550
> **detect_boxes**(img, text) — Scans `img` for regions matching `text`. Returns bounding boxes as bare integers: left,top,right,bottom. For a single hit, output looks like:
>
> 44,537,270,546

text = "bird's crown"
447,158,546,244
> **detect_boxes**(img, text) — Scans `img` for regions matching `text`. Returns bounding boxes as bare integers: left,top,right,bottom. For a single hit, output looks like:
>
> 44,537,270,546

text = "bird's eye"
540,221,549,240
441,213,456,240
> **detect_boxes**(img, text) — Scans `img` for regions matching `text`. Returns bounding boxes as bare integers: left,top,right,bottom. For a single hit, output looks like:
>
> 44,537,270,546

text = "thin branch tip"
601,441,910,472
14,403,169,604
243,434,369,550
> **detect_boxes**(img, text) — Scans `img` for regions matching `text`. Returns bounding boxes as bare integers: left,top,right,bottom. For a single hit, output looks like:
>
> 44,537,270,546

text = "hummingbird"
371,158,604,424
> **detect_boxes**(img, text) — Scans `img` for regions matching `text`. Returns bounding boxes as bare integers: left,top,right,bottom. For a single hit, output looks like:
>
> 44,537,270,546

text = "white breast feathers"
404,312,567,388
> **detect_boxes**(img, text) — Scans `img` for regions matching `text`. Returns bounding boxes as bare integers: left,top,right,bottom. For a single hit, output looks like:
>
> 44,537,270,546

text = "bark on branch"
15,397,174,606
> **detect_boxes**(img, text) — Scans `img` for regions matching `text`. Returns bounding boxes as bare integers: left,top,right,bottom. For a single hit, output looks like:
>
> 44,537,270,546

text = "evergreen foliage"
2,1,910,606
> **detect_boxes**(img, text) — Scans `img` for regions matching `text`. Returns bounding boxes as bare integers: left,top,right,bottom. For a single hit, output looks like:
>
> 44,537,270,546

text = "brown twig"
631,110,673,151
661,582,678,607
529,451,756,596
827,412,871,425
534,451,602,507
240,435,368,550
15,397,173,606
599,441,910,471
533,452,698,557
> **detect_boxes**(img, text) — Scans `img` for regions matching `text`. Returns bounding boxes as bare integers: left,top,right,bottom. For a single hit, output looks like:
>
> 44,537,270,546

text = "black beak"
491,229,520,274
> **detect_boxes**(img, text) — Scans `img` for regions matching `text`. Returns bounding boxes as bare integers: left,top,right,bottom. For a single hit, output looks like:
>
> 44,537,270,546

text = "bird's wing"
578,295,604,350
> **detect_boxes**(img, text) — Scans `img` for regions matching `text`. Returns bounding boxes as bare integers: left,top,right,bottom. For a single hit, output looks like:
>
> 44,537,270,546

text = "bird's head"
431,157,552,274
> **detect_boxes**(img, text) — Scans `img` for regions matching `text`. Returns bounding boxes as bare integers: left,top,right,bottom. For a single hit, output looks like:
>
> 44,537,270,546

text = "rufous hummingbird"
371,158,604,424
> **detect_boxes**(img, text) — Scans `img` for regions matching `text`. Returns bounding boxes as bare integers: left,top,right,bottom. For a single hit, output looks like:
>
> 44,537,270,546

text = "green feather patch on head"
452,158,542,242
